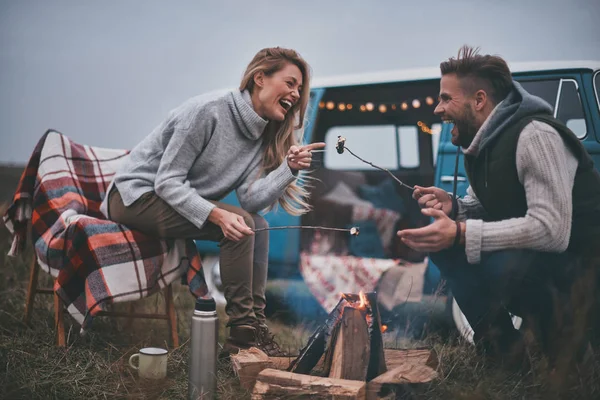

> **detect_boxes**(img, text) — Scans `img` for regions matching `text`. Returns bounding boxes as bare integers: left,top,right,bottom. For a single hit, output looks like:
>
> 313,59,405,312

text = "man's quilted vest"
463,114,600,255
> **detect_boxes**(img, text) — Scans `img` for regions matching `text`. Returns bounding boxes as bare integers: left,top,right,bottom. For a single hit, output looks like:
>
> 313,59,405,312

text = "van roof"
312,60,600,89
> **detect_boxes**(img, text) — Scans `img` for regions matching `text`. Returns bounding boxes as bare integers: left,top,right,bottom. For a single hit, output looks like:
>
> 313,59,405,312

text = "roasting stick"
253,226,360,236
336,136,415,191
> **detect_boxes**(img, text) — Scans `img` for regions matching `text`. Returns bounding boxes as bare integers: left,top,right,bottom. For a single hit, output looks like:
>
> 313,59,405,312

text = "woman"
100,47,324,356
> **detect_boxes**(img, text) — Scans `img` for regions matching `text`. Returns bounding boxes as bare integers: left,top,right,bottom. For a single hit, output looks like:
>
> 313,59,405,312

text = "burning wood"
240,291,438,399
288,291,387,381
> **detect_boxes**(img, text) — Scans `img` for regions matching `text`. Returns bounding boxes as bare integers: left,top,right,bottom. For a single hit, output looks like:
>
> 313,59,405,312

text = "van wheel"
451,297,522,343
201,255,227,307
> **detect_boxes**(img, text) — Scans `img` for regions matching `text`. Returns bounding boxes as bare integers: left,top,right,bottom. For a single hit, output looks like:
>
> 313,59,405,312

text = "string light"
319,96,437,112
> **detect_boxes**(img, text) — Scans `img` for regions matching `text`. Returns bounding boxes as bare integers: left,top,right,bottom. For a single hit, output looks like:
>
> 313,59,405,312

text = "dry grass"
2,200,600,399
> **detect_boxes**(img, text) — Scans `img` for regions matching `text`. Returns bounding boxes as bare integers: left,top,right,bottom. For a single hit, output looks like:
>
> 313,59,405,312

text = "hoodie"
456,81,579,264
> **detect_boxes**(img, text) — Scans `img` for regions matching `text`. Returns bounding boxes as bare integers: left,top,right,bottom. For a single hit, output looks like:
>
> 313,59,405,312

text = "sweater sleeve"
456,186,488,221
464,121,578,264
154,106,218,229
235,156,298,213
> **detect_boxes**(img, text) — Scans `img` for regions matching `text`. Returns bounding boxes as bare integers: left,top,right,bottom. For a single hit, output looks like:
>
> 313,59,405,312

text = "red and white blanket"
3,130,207,328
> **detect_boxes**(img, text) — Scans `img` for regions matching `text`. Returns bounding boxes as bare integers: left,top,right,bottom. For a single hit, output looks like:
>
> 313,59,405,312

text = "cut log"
288,297,348,374
230,347,272,390
366,292,387,380
384,348,439,370
251,368,366,400
366,353,438,400
329,307,370,381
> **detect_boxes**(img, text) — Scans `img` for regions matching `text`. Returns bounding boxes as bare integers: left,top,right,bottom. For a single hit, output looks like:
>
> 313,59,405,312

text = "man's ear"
254,71,265,88
474,90,487,111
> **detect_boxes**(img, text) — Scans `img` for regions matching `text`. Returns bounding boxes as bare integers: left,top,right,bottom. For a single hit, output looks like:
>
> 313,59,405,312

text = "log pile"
231,291,438,399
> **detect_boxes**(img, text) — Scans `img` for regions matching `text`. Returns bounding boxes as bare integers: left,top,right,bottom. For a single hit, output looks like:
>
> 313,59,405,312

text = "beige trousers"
107,186,269,327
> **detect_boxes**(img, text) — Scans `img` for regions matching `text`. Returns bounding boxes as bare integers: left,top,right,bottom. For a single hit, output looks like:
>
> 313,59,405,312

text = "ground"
1,166,600,399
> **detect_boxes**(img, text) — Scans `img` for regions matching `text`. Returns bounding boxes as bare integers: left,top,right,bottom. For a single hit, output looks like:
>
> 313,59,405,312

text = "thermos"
188,297,218,400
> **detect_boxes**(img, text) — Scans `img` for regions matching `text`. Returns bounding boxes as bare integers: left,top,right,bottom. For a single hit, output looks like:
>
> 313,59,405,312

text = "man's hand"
397,208,464,252
208,208,254,241
287,142,326,171
413,185,453,216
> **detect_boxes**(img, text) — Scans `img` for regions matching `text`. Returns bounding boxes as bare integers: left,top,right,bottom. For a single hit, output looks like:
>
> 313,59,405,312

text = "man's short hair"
440,46,513,104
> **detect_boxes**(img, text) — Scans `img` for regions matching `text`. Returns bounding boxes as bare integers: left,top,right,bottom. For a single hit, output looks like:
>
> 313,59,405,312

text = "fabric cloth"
107,185,270,326
3,130,207,328
456,82,579,263
100,89,297,229
300,251,426,312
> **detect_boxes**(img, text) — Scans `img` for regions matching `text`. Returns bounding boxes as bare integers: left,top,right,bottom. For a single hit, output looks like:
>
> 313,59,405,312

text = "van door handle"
441,175,466,183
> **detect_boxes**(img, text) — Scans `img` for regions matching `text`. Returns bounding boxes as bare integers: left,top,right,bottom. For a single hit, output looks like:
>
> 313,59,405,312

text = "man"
398,46,600,366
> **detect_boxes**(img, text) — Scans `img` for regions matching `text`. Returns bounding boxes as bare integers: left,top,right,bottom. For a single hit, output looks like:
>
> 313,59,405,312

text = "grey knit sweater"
457,82,578,264
100,89,297,229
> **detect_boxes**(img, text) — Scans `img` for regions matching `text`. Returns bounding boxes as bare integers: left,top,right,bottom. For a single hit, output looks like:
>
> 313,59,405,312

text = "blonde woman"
101,47,324,356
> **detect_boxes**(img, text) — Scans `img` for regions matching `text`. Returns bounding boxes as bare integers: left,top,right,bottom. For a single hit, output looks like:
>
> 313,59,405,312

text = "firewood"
366,354,438,400
329,307,370,381
384,348,439,370
230,347,272,390
251,368,366,399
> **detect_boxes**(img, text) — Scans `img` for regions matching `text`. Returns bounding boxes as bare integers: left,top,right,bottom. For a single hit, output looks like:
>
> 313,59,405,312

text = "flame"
358,291,368,309
381,324,388,333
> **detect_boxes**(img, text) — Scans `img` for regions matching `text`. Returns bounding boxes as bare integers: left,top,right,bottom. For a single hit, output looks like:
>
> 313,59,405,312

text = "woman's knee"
251,214,268,231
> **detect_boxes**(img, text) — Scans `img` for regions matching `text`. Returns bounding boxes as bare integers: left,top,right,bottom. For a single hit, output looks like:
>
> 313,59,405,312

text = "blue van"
197,61,600,339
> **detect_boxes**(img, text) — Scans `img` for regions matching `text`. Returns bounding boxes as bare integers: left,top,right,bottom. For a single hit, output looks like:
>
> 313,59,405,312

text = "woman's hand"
287,142,326,171
208,208,254,241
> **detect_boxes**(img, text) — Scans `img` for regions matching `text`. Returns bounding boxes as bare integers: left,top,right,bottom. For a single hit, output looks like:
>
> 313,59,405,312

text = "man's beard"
454,105,478,149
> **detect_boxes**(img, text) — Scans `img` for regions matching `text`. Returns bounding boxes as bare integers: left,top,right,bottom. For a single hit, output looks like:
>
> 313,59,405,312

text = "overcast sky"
1,0,599,164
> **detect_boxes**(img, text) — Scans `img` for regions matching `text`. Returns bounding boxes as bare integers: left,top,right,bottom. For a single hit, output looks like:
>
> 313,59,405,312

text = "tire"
451,297,522,343
201,254,227,306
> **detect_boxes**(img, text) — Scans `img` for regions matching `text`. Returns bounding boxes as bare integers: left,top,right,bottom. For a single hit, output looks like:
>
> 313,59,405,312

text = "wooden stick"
253,225,359,236
344,146,414,191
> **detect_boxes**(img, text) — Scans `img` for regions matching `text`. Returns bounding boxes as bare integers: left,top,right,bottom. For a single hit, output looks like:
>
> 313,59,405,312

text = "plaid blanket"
3,130,207,328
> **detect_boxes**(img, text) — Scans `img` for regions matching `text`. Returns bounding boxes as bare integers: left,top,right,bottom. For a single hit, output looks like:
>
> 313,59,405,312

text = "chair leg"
165,285,179,347
54,291,66,347
24,258,39,324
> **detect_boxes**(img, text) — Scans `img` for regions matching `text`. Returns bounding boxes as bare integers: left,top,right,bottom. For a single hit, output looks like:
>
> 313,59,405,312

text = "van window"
324,125,398,170
556,80,587,139
594,71,600,113
520,78,587,139
520,80,560,108
397,126,420,168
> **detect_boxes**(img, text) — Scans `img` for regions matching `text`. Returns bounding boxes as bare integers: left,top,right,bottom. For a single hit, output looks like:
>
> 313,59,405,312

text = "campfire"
288,291,387,381
230,291,438,399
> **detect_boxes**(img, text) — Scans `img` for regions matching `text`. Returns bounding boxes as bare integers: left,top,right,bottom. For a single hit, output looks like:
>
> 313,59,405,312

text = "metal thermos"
188,297,218,400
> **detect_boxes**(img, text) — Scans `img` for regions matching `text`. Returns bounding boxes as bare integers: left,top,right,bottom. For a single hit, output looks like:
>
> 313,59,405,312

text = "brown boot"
221,325,257,358
254,323,288,357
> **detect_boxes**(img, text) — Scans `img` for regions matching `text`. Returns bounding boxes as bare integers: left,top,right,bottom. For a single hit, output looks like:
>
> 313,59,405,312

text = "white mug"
129,347,168,379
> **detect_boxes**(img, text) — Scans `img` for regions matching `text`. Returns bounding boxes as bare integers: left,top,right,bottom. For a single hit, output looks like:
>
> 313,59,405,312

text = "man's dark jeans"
431,248,579,359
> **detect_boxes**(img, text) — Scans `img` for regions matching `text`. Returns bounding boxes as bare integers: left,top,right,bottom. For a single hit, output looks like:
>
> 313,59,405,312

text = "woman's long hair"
239,47,313,215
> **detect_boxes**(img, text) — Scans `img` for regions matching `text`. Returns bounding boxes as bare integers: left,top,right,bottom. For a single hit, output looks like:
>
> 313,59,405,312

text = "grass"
1,200,600,399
